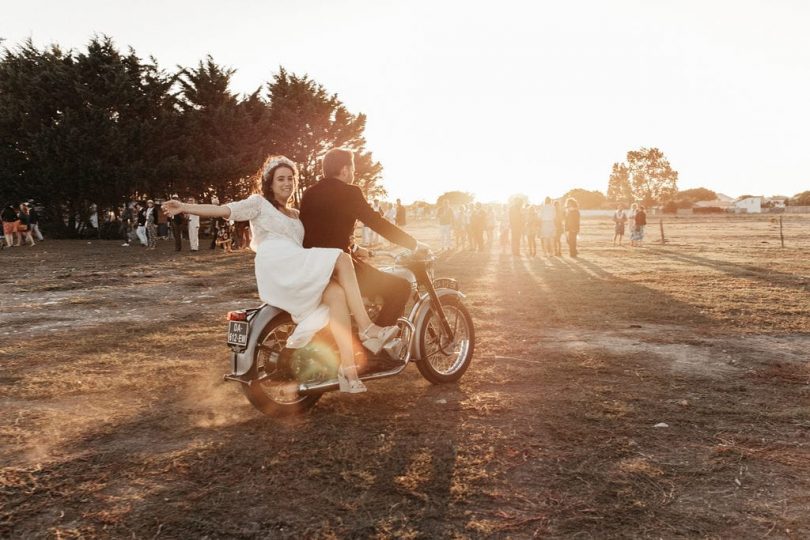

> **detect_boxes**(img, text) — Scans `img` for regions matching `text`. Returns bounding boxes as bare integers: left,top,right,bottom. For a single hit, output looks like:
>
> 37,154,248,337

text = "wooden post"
779,216,784,248
659,218,666,245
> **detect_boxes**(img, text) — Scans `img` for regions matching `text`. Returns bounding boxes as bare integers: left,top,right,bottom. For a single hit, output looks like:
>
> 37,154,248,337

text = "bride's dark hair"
255,155,298,209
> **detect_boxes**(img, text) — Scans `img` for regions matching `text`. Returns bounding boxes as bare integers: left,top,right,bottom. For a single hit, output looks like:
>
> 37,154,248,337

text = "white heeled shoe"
358,324,400,355
337,365,367,393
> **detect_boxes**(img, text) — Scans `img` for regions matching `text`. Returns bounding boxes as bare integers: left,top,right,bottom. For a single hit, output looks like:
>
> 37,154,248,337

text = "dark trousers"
354,258,412,326
171,222,183,251
567,230,578,257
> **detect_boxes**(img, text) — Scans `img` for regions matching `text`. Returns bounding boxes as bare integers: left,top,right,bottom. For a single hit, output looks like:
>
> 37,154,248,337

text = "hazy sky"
5,0,810,203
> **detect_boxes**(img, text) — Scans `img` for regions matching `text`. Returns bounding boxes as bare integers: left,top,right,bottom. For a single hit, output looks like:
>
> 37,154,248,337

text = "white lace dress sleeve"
225,194,262,222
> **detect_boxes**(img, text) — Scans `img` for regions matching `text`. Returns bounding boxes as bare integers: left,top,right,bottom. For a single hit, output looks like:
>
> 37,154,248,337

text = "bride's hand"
162,200,184,217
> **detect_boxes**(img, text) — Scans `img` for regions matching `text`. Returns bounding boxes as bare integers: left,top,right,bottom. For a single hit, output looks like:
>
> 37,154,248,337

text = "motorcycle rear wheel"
416,295,475,384
240,313,322,417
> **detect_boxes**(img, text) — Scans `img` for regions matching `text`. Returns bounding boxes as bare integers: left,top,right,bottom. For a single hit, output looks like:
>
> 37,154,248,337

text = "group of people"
1,202,42,248
118,197,244,252
509,197,581,258
612,203,648,247
435,197,581,257
362,198,407,246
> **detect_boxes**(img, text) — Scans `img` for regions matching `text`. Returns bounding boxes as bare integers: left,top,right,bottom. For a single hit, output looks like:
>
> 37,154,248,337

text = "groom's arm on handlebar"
351,189,417,250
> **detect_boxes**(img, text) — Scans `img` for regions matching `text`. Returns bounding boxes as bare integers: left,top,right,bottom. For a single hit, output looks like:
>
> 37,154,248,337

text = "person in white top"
539,197,556,255
162,155,398,393
186,197,200,251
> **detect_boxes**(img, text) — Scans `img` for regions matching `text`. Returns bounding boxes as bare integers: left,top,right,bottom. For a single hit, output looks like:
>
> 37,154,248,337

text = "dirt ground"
2,214,809,538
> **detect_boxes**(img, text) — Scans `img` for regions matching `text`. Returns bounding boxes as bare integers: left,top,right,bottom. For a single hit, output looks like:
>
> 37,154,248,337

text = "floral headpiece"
262,156,298,180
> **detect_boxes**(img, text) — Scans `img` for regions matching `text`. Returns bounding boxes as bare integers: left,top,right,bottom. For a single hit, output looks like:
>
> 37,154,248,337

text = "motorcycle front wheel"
416,295,475,384
241,313,322,417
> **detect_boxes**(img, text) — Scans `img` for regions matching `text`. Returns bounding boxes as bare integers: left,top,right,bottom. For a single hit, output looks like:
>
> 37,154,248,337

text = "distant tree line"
0,36,384,235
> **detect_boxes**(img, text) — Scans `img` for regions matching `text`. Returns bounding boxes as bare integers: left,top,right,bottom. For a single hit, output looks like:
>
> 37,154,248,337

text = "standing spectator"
452,206,466,250
28,204,44,242
553,200,564,256
395,198,407,227
627,203,638,246
632,205,647,246
209,195,222,249
168,196,185,251
437,199,453,251
499,209,510,253
613,204,627,246
539,197,556,256
565,198,580,257
471,203,486,252
525,205,539,257
156,200,169,240
484,207,495,249
384,202,396,224
120,203,133,246
187,197,200,251
464,205,475,251
509,199,525,256
135,203,148,246
17,204,36,246
2,204,20,247
145,200,158,249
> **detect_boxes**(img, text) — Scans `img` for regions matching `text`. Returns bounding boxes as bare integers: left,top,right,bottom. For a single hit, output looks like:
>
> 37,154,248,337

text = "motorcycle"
222,249,475,416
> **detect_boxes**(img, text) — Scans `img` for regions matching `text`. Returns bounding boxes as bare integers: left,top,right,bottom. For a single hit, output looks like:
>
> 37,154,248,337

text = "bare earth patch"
1,214,809,538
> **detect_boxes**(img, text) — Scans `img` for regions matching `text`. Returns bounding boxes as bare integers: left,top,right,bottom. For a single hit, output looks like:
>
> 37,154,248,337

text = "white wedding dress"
226,194,342,348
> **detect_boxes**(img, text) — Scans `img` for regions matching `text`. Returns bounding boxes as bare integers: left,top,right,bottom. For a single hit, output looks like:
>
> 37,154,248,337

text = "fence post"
779,216,784,248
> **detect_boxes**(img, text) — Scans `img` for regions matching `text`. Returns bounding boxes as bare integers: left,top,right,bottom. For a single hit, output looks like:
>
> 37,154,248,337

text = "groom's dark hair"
322,148,354,178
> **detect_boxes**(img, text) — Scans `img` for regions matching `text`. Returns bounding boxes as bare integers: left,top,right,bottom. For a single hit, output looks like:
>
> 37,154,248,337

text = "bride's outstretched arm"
162,200,230,219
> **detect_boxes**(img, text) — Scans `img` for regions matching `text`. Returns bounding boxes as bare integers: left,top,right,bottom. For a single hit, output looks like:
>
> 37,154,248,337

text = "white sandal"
337,365,367,393
358,324,400,355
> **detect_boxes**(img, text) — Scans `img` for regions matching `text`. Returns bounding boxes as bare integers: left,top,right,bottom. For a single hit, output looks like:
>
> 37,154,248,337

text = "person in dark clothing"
28,205,44,242
135,203,148,246
564,197,581,257
553,200,564,256
508,200,525,256
168,197,186,251
470,203,486,252
632,205,647,246
1,204,20,248
300,148,425,326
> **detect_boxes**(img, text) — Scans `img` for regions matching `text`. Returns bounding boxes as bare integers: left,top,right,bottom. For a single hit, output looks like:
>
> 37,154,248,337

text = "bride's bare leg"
332,252,374,330
322,282,366,392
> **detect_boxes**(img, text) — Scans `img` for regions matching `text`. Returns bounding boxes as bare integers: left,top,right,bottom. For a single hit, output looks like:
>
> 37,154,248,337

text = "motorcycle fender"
407,288,466,361
229,305,285,377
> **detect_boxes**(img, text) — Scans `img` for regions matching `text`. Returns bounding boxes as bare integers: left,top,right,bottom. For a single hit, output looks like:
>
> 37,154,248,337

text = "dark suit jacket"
300,177,417,252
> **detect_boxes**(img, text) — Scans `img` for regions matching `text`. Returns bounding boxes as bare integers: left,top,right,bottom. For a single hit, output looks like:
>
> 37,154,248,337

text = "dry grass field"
1,214,809,538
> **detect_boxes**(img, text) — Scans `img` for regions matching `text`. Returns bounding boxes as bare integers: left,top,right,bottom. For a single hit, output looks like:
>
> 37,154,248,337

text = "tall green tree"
608,148,678,206
626,147,678,206
0,37,179,233
176,57,268,201
606,162,632,203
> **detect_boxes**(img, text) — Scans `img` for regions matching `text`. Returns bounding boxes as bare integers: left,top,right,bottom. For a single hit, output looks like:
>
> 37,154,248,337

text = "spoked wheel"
240,313,323,417
416,295,475,384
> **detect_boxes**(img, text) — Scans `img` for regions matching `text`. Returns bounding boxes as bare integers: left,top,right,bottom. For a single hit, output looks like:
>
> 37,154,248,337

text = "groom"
300,148,421,327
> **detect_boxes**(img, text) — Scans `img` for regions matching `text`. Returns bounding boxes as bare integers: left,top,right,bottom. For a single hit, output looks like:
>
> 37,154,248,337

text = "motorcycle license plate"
227,321,249,347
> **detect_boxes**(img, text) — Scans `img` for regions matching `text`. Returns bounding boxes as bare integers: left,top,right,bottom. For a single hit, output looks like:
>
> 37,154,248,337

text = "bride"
162,155,398,393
